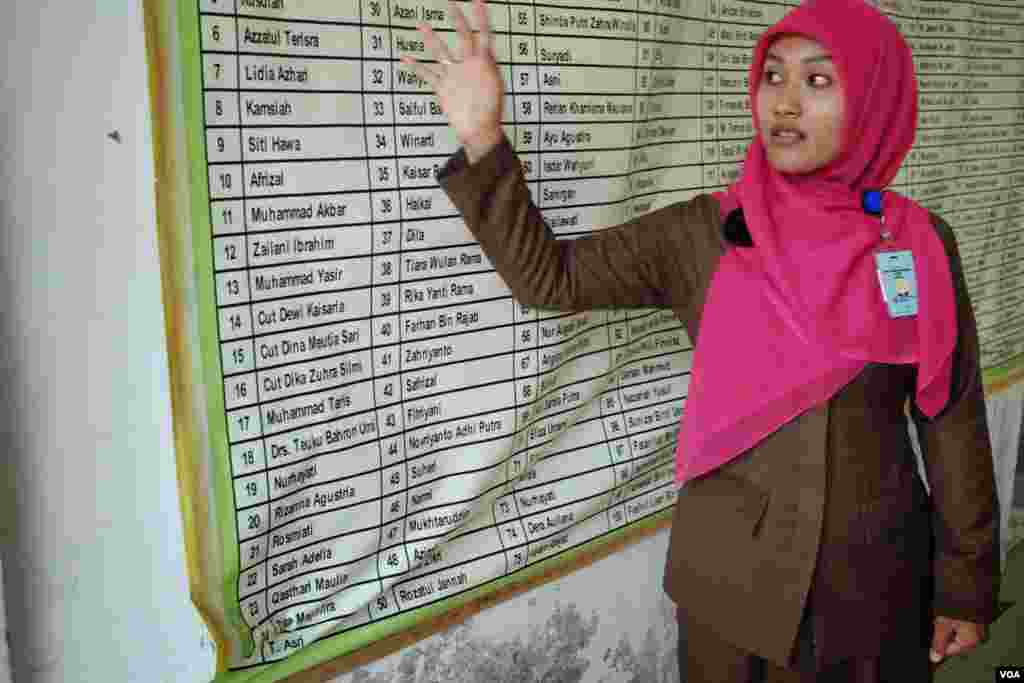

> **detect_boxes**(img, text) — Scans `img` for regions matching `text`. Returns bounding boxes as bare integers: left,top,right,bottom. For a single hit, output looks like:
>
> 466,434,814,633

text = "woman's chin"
763,143,837,176
766,152,828,176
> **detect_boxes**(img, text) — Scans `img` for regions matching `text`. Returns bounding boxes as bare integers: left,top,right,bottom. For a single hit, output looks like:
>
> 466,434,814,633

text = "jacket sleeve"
910,213,1001,625
436,134,719,313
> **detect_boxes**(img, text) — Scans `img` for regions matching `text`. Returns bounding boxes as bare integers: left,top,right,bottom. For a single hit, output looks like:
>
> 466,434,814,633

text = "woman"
402,0,1000,679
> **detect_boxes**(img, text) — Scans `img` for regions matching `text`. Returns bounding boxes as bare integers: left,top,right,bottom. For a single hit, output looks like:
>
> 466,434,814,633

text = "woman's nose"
774,82,801,117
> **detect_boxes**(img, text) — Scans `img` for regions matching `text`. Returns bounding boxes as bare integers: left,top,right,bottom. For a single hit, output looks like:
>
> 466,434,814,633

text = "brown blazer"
438,137,1000,672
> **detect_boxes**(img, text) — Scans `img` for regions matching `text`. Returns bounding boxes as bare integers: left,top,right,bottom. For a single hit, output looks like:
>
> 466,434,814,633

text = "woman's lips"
770,126,806,145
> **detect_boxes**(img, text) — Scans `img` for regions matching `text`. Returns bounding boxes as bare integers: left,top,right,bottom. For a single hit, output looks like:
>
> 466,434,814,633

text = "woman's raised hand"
400,0,505,163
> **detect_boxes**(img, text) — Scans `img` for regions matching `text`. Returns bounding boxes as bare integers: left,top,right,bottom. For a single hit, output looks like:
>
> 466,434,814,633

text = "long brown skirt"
678,607,935,683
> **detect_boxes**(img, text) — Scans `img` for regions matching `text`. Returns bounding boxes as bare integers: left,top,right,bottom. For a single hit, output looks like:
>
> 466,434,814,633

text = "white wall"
0,2,214,681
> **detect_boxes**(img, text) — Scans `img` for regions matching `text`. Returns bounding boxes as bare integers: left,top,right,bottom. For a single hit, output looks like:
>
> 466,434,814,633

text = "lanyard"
863,190,919,318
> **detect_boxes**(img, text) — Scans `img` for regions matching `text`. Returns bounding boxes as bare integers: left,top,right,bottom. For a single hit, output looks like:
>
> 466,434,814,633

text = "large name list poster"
143,0,1024,681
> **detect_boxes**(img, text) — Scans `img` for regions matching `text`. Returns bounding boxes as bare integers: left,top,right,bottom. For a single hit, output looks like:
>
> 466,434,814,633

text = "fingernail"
929,650,942,663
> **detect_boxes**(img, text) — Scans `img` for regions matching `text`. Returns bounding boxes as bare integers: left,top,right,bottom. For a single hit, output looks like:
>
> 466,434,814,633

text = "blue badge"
875,250,918,318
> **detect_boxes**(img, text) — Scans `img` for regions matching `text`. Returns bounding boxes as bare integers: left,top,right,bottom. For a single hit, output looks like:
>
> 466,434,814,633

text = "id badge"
875,250,918,318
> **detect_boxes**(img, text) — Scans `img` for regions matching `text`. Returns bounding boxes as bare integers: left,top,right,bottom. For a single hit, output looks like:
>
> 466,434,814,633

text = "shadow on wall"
1012,428,1024,553
346,599,680,683
1017,427,1024,507
0,191,22,682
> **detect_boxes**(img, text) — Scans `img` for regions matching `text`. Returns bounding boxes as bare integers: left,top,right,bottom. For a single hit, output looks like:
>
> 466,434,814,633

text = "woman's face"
755,34,845,175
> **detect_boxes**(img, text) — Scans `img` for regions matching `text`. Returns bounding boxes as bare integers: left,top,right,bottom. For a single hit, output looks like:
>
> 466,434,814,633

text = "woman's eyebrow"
764,51,833,64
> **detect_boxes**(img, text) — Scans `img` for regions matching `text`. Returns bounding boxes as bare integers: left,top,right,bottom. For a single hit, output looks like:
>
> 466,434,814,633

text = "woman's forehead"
763,33,832,61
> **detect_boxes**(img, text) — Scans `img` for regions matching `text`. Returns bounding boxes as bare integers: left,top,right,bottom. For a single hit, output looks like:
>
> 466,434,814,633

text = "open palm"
400,0,506,158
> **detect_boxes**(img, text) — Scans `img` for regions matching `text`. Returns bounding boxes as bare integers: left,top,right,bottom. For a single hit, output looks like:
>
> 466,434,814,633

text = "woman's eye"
808,74,832,87
764,70,782,85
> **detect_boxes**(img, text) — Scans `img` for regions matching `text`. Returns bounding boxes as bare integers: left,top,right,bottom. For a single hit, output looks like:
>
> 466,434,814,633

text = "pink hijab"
675,0,957,484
